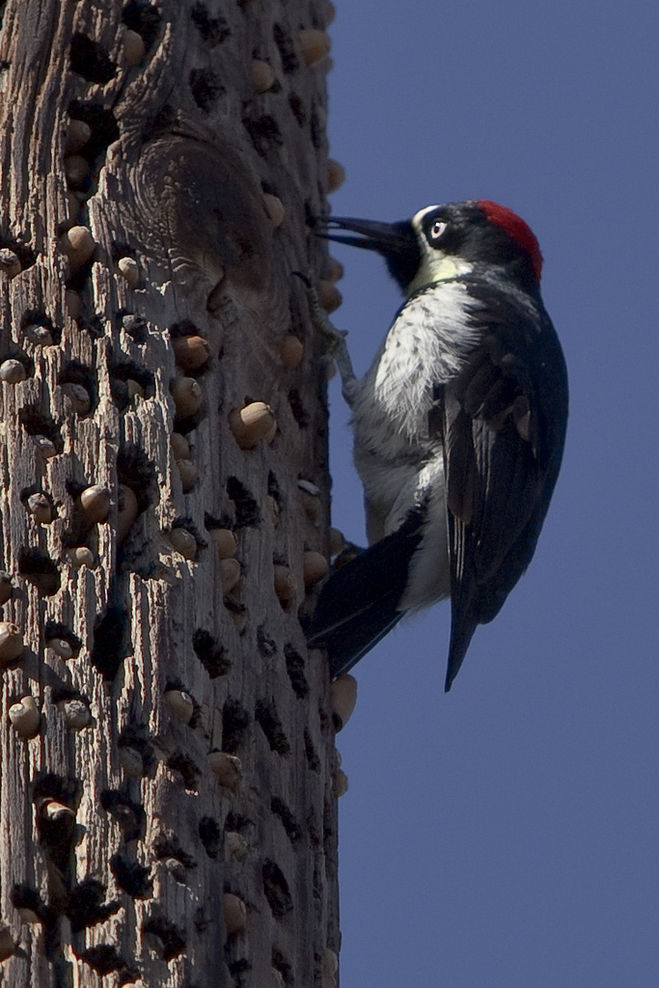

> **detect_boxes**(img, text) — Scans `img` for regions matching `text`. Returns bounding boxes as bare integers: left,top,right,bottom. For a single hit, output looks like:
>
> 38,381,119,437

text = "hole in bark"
304,729,320,773
257,625,277,657
118,310,148,342
118,726,156,775
110,359,155,410
192,629,231,678
323,797,335,851
262,860,292,918
227,958,251,979
166,751,200,792
198,816,221,858
270,798,301,844
100,790,145,842
226,477,260,528
190,3,230,46
189,68,224,113
66,879,121,932
68,101,120,162
20,484,56,522
90,605,129,680
117,444,155,515
11,884,49,923
287,387,308,428
21,310,59,345
70,34,116,84
221,699,250,753
288,92,306,126
19,405,63,451
310,101,324,150
43,621,82,657
272,949,293,986
122,0,162,50
153,831,196,870
273,24,299,72
76,944,139,982
255,699,290,755
143,915,186,961
110,854,153,899
59,359,95,415
284,643,308,698
242,115,283,156
18,547,60,596
0,235,37,272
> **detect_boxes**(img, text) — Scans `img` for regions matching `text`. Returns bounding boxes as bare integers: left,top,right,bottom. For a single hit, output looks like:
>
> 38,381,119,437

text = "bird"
306,199,568,691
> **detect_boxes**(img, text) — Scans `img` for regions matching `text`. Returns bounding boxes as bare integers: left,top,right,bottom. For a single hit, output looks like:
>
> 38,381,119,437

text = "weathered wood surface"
0,1,342,985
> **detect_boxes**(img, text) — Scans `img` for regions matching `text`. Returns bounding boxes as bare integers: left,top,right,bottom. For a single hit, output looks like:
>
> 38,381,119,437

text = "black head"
318,200,543,296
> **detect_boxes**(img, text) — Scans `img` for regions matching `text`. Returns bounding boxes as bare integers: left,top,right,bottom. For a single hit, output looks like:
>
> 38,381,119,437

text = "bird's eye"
429,219,447,241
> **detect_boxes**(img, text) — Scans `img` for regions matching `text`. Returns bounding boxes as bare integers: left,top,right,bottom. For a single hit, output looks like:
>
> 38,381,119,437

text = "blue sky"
323,2,658,985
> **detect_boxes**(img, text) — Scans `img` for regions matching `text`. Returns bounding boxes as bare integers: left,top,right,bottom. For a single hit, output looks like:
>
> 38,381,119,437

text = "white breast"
350,280,478,540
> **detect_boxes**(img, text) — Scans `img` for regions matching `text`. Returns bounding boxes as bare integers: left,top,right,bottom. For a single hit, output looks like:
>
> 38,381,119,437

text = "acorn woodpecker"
307,199,568,691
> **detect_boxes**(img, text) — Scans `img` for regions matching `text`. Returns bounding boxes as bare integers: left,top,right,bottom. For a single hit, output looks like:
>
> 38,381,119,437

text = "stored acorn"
60,698,91,730
64,118,91,154
67,546,95,568
23,323,54,346
119,744,144,778
327,158,346,192
0,358,27,383
298,28,331,66
319,279,342,313
64,154,90,188
46,638,74,660
0,247,21,277
225,831,248,860
171,432,190,461
251,58,275,93
117,255,139,288
80,484,111,523
172,334,210,372
209,528,237,559
0,924,15,962
209,751,242,790
32,436,56,460
123,27,145,65
223,893,247,935
171,376,203,418
220,557,241,594
61,382,91,414
280,334,304,369
330,674,357,730
229,401,276,448
8,696,40,739
170,526,197,560
303,550,329,588
0,621,23,666
164,689,194,724
61,225,95,270
273,564,296,607
26,493,53,524
176,458,198,492
263,192,285,228
116,484,138,541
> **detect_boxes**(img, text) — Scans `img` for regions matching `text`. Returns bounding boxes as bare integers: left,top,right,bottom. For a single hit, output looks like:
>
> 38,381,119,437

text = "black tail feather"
307,509,425,678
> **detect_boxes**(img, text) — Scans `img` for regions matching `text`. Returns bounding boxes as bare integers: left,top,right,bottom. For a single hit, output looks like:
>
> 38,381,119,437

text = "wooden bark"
0,1,341,985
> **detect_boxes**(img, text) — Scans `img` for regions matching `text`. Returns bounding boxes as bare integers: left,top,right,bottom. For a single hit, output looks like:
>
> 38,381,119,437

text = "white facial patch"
408,205,472,295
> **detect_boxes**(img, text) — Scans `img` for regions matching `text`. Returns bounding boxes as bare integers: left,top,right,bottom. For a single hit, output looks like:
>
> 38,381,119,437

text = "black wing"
440,283,568,691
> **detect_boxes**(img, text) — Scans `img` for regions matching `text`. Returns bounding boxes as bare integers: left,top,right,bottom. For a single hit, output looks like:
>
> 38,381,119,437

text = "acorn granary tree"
0,2,350,985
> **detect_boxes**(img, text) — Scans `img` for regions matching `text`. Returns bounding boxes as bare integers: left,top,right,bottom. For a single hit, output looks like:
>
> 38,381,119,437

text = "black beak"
317,216,416,257
316,216,420,292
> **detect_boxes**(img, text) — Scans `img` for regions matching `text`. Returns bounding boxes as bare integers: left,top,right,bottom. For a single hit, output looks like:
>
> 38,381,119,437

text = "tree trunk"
0,2,341,985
